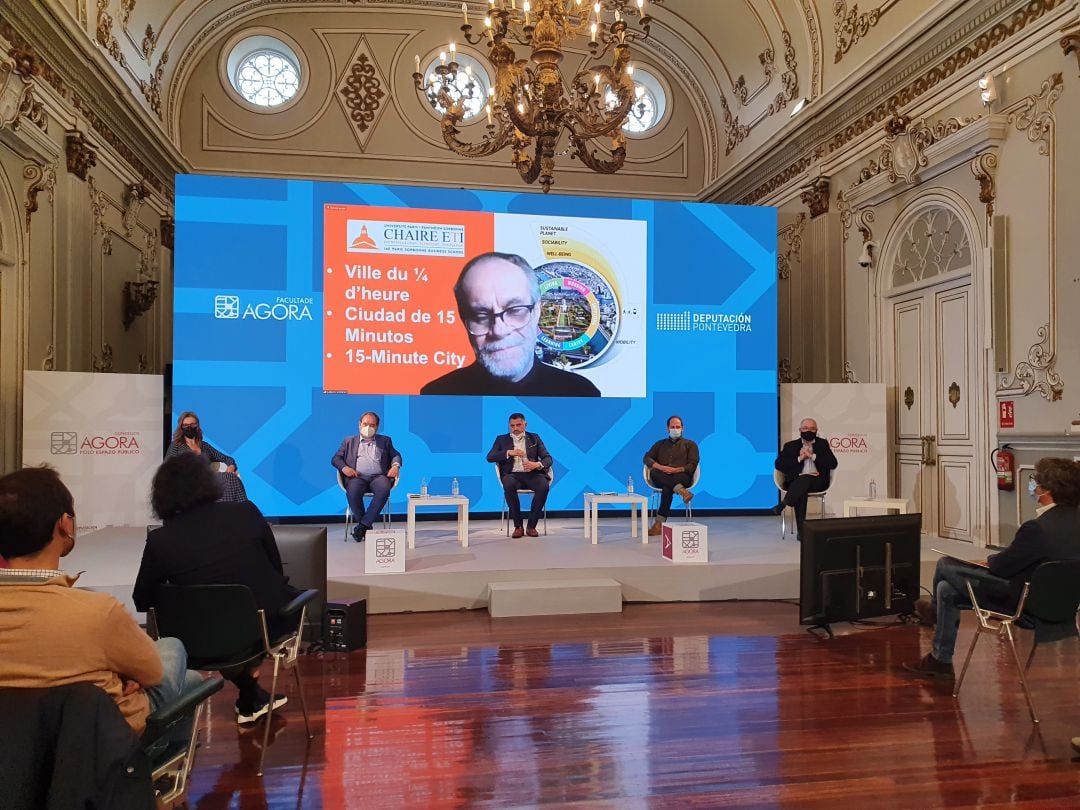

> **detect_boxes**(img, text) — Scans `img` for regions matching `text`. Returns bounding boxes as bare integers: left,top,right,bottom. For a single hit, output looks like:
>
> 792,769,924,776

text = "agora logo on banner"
830,435,870,453
50,431,144,455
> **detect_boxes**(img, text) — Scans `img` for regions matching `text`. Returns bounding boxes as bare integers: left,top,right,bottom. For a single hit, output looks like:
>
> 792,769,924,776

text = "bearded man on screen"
420,252,601,397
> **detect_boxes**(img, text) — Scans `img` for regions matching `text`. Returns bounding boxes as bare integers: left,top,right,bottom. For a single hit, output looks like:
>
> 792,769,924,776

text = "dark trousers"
783,474,830,531
650,470,692,518
502,471,549,528
345,473,392,529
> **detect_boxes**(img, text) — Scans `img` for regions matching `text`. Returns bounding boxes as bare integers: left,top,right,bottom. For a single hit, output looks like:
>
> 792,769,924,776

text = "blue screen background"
173,176,777,517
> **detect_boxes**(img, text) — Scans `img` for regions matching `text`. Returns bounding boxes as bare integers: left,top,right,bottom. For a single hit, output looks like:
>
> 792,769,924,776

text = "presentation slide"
174,176,777,517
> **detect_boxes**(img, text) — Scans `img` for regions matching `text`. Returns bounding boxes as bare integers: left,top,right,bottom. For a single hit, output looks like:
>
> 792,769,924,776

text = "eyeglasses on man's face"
463,303,536,336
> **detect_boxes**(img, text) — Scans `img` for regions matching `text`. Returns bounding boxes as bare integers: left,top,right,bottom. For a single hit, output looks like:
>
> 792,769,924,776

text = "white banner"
780,383,888,518
22,371,163,530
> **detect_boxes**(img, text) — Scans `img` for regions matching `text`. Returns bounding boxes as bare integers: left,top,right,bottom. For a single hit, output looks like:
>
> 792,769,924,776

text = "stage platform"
68,515,978,615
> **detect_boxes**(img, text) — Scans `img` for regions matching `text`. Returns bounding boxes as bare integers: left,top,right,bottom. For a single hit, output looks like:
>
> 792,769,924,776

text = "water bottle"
868,478,877,499
627,475,634,495
452,477,459,497
420,477,428,496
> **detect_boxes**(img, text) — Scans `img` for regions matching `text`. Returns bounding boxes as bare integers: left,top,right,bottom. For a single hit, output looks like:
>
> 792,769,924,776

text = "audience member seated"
903,457,1080,679
133,455,301,723
0,466,201,734
166,410,248,502
644,414,700,536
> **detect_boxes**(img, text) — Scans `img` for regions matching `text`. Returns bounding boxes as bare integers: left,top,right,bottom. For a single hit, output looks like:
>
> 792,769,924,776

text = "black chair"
143,677,225,805
149,584,319,776
0,678,221,809
952,559,1080,724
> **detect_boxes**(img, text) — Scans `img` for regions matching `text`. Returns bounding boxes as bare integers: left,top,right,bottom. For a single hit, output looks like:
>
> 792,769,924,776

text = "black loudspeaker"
324,599,367,651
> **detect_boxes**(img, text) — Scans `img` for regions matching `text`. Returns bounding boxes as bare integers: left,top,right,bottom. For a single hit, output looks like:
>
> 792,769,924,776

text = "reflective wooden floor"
185,603,1080,808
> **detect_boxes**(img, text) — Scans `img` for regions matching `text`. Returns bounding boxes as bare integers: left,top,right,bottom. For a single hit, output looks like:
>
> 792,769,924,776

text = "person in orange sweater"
0,466,201,732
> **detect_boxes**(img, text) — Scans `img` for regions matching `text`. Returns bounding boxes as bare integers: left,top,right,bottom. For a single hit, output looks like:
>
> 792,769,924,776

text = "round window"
225,35,304,109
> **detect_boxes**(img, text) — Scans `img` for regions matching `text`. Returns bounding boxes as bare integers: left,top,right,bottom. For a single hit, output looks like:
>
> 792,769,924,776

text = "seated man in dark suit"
904,457,1080,679
331,411,402,542
486,413,553,537
772,417,838,541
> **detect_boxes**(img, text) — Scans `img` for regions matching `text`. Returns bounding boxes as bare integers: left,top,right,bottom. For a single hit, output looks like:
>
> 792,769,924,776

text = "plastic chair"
952,559,1080,724
772,469,832,537
149,584,318,776
644,464,701,522
337,469,399,541
494,463,553,535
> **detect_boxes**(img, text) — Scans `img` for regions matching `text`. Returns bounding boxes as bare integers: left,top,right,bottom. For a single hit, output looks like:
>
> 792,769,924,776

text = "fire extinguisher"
992,445,1015,491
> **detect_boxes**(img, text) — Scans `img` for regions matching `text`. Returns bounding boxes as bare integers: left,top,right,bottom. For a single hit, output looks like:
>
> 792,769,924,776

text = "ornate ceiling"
5,0,1062,199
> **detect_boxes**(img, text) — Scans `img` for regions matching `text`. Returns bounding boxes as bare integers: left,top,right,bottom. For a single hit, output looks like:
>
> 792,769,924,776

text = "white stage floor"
67,515,977,615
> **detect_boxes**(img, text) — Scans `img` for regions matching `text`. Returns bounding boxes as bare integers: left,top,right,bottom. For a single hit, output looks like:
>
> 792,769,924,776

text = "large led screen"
174,176,777,517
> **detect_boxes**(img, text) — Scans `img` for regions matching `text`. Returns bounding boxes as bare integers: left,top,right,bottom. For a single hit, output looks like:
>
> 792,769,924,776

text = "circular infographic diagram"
534,260,620,369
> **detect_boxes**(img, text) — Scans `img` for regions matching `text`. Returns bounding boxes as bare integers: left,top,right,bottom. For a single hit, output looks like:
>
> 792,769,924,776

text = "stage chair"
494,463,553,536
149,584,318,776
644,464,701,522
772,469,832,538
952,559,1080,724
336,469,398,541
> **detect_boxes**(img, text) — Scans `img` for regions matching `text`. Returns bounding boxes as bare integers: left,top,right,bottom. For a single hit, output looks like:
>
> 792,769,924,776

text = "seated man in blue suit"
486,413,553,538
331,412,402,542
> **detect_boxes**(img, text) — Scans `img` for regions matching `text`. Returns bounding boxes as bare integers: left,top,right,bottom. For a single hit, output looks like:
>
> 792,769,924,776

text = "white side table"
842,497,910,517
584,493,649,544
406,494,469,548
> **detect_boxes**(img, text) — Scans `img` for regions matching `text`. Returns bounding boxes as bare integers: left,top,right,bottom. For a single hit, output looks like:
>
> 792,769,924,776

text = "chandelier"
413,0,660,193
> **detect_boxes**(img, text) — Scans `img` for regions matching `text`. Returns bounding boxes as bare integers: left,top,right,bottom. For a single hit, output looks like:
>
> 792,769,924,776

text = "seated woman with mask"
166,411,247,502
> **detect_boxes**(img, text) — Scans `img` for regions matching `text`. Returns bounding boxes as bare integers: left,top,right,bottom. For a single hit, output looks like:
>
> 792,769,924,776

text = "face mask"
181,425,198,439
669,429,682,439
1028,478,1039,498
360,425,376,439
800,430,817,442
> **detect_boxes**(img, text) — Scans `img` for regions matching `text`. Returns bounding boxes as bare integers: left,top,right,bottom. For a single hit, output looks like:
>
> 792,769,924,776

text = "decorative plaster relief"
88,175,107,235
95,0,127,68
997,72,1063,400
65,130,97,180
801,0,823,96
777,213,805,280
139,50,166,117
0,48,36,130
92,344,114,373
160,216,174,249
800,176,830,217
833,0,896,63
141,24,157,62
969,151,998,221
849,115,980,188
739,0,1066,206
779,358,803,384
1063,24,1080,75
842,361,860,383
999,325,1063,400
23,162,56,228
336,39,388,151
41,345,55,372
120,0,135,30
122,181,148,236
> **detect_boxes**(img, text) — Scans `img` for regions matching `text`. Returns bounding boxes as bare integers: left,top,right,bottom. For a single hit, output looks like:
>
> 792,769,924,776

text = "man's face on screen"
459,258,540,382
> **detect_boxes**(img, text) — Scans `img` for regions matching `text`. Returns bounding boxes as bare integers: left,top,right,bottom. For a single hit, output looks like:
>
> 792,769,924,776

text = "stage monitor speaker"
324,599,366,652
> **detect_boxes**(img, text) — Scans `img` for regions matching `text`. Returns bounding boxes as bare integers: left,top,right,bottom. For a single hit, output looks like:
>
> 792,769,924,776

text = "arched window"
226,36,303,108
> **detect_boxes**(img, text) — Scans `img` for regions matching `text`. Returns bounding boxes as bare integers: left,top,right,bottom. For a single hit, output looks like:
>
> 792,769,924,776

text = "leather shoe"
902,653,955,680
352,525,367,543
648,521,663,536
913,596,937,627
770,503,785,515
526,527,539,537
678,488,694,504
511,526,525,538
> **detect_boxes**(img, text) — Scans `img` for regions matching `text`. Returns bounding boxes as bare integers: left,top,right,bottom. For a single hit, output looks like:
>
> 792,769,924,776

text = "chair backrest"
772,468,786,494
152,584,263,665
336,468,347,492
1022,560,1080,623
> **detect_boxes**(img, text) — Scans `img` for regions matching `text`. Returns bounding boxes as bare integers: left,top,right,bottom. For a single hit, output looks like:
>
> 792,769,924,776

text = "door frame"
874,188,992,547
